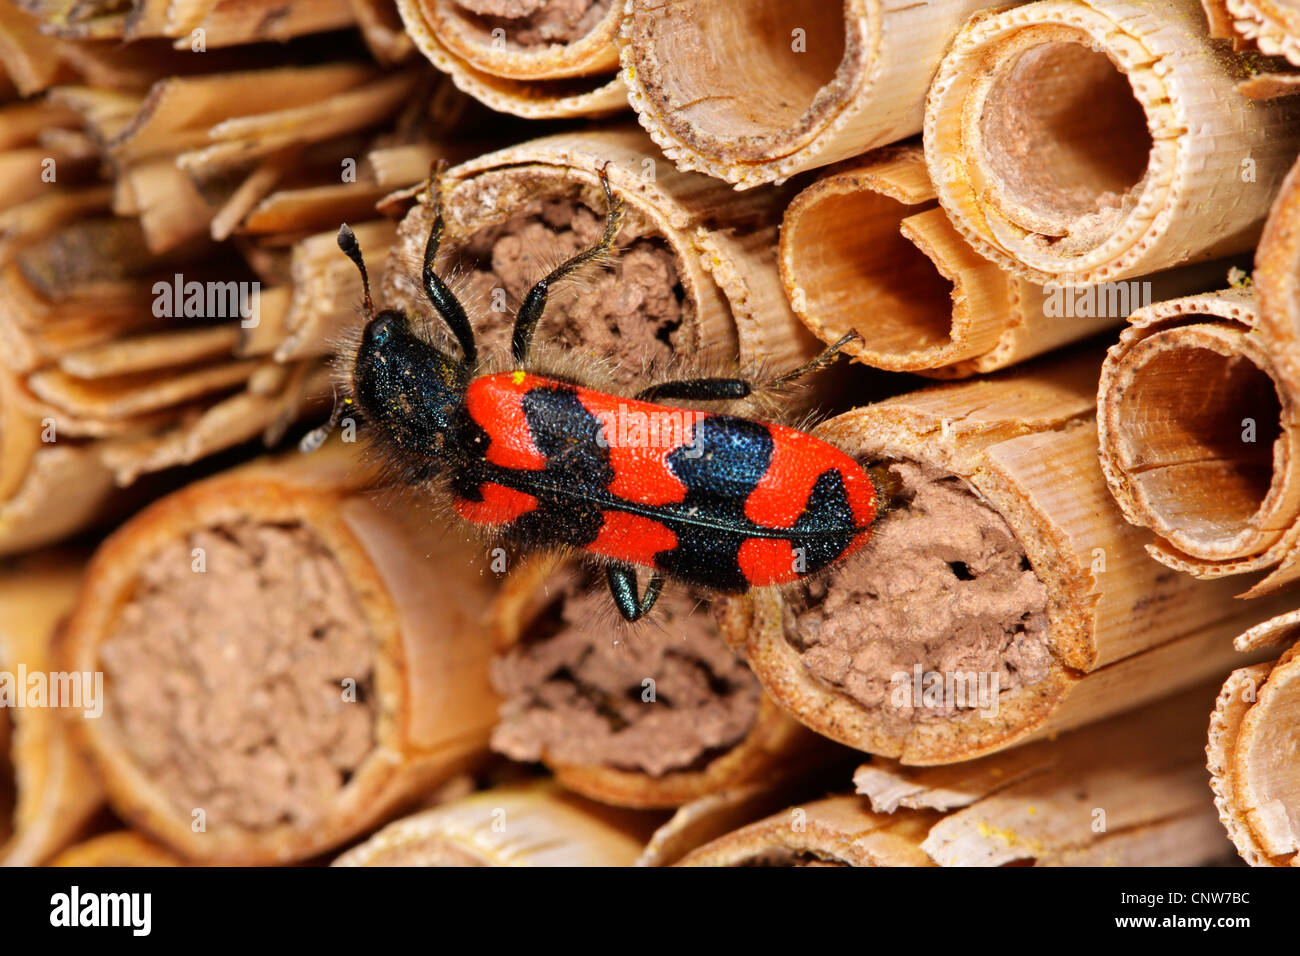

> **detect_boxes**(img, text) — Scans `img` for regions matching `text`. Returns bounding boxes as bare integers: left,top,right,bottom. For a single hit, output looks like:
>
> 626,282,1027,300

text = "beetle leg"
635,377,752,403
420,160,478,364
512,164,625,364
606,563,664,622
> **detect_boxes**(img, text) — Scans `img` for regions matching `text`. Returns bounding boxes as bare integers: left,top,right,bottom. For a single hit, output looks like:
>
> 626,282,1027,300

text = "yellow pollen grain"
512,370,526,385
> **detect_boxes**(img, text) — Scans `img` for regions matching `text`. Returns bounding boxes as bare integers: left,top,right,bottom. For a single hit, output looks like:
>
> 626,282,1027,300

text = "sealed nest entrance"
99,521,378,833
450,0,612,47
491,568,761,777
978,38,1152,238
786,186,955,354
630,0,848,156
437,175,689,386
1119,344,1283,545
784,460,1051,731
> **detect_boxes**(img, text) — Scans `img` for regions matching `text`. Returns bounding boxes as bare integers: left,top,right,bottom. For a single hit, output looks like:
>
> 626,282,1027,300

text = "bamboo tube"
0,552,105,866
1207,611,1300,865
621,0,1016,190
721,349,1296,764
924,0,1300,286
396,0,627,118
1257,154,1300,394
780,145,1221,377
383,127,818,378
681,684,1236,866
635,771,848,866
489,553,835,808
1096,288,1300,594
333,780,662,866
62,442,501,864
417,0,621,80
51,831,185,866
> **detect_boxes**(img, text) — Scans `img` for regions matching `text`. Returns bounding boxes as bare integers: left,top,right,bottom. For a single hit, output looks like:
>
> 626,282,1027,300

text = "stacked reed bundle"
62,442,502,864
1207,611,1300,866
780,145,1220,378
925,0,1300,288
397,0,626,118
16,0,357,48
1201,0,1300,97
380,127,819,377
0,553,104,866
0,5,488,554
620,0,1015,189
720,350,1296,764
678,684,1235,866
488,553,839,809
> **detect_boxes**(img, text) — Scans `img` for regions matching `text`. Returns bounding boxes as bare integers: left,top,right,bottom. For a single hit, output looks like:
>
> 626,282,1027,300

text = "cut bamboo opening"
925,0,1300,286
780,145,1220,377
63,443,500,864
397,0,627,118
383,127,819,379
489,553,832,808
721,350,1297,764
621,0,1015,189
1208,612,1300,866
680,684,1236,865
0,552,104,866
1097,289,1300,594
333,780,662,866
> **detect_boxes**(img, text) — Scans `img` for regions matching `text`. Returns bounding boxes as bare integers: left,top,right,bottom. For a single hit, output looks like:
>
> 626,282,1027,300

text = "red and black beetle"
307,165,884,622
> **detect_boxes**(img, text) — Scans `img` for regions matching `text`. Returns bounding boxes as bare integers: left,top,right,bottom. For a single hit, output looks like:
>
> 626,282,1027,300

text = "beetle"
307,164,886,622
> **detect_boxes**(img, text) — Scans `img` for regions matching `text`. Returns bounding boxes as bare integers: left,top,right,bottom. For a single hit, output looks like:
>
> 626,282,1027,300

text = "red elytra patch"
454,482,538,525
745,426,876,529
737,537,800,586
465,373,547,471
575,387,691,506
584,510,678,566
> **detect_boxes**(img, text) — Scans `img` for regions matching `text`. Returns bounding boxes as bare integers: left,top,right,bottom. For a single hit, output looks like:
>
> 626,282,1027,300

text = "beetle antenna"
337,223,374,317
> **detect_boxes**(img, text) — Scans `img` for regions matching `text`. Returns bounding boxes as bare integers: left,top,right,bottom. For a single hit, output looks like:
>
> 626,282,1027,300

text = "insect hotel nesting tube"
721,351,1296,764
620,0,1016,188
779,145,1220,378
334,780,662,866
1096,289,1300,594
1208,612,1300,867
397,0,628,118
381,127,820,377
0,554,104,866
487,554,835,809
678,684,1236,866
924,0,1300,287
62,443,501,865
